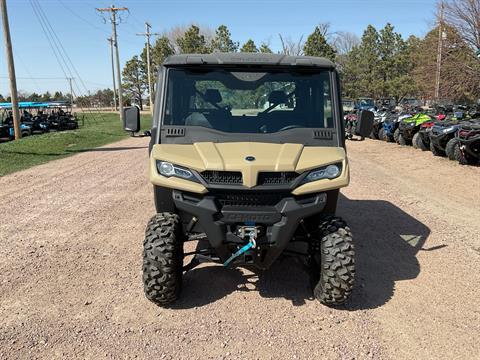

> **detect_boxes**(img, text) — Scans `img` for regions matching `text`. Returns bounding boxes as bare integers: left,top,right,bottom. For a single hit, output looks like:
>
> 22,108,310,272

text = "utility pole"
1,0,21,140
66,77,74,108
107,37,118,111
434,1,445,103
136,22,160,115
96,5,128,122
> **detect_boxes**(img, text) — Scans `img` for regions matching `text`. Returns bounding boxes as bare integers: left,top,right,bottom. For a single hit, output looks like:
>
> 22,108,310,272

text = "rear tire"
393,128,401,144
143,213,183,306
311,216,355,306
430,141,445,157
445,138,458,160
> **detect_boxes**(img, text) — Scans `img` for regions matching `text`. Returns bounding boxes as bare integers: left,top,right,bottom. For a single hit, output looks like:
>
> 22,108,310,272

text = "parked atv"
413,120,435,151
396,113,433,146
23,115,50,134
429,120,465,159
453,119,480,165
48,112,79,131
126,53,374,307
370,109,388,140
345,113,364,140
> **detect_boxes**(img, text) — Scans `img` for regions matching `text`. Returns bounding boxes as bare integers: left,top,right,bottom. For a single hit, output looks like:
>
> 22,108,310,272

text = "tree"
333,31,360,55
412,25,480,102
41,91,52,102
176,25,209,53
152,36,175,66
240,39,258,53
28,92,41,101
279,34,304,55
444,0,480,50
122,55,147,110
211,25,238,52
303,25,336,61
0,94,5,102
259,43,273,53
53,91,65,100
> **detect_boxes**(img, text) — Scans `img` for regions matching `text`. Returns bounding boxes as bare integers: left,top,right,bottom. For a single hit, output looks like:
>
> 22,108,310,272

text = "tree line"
3,0,477,108
120,0,479,109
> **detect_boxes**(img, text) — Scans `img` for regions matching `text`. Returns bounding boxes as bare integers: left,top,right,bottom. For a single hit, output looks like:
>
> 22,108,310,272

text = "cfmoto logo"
245,156,255,162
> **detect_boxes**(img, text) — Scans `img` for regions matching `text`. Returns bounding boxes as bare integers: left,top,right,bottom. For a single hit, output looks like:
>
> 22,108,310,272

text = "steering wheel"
278,125,302,131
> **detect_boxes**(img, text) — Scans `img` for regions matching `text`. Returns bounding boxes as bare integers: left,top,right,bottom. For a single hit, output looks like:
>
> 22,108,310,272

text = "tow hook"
223,225,258,267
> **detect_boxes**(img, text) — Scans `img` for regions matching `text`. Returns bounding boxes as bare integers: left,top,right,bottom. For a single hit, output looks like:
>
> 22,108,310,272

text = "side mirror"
355,110,374,137
123,105,140,133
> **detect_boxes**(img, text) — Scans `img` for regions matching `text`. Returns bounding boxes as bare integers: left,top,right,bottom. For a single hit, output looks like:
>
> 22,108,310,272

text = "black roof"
163,53,335,68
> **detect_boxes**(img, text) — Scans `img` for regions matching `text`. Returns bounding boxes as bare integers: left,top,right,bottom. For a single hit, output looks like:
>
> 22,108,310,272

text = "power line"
29,0,103,120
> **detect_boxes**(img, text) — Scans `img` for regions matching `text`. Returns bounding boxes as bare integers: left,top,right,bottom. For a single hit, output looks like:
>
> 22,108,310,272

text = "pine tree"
303,26,336,61
122,55,147,110
240,39,258,53
177,25,208,53
211,25,238,52
259,43,273,53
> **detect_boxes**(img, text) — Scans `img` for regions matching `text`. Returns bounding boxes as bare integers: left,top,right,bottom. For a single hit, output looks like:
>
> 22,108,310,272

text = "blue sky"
1,0,438,96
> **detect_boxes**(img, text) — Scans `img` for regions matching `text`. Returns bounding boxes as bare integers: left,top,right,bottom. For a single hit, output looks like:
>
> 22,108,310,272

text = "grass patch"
0,112,152,176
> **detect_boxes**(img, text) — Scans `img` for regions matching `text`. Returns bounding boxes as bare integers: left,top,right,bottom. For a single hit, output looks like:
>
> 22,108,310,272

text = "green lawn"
0,112,152,176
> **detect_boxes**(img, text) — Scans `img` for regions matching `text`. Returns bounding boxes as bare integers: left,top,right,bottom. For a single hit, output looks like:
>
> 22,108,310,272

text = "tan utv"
123,53,374,307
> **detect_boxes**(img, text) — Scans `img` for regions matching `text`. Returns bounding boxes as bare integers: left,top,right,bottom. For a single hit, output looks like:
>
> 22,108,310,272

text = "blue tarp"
0,101,69,109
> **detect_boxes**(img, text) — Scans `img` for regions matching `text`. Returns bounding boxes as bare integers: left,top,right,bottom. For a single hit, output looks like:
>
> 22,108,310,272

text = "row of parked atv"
346,105,480,166
0,107,79,141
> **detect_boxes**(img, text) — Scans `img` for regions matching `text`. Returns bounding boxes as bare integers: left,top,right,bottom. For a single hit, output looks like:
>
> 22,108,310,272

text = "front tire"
412,132,420,149
454,144,476,165
393,128,400,143
378,127,385,142
430,141,445,157
311,217,355,306
143,213,183,306
445,138,458,160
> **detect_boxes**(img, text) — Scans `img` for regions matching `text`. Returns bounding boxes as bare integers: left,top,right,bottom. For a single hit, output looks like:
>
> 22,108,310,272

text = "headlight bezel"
156,160,200,183
301,163,343,184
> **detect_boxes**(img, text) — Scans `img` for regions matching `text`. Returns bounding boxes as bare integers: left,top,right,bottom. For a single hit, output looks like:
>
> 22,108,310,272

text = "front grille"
257,172,298,186
201,170,242,185
212,191,290,207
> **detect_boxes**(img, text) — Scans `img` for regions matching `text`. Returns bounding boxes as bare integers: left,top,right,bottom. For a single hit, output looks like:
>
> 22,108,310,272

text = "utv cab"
127,53,373,307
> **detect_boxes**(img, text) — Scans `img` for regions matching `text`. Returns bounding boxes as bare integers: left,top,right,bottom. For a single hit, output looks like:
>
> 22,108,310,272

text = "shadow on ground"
172,194,433,310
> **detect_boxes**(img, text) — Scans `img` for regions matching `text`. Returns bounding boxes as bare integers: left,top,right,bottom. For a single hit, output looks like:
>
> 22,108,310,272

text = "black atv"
48,112,79,131
22,115,50,134
454,119,480,165
429,120,465,159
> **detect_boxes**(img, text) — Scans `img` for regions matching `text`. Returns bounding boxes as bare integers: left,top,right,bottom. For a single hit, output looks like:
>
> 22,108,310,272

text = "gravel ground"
0,138,479,360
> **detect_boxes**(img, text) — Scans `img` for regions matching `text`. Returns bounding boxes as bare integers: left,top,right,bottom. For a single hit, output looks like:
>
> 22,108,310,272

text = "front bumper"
429,131,455,150
458,135,480,158
399,124,418,141
173,190,327,269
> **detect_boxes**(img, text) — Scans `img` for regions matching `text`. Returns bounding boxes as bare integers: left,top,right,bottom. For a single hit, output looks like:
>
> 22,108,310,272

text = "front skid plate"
173,191,327,269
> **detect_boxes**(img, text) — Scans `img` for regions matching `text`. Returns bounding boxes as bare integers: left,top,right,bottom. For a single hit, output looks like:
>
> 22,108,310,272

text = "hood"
151,142,346,188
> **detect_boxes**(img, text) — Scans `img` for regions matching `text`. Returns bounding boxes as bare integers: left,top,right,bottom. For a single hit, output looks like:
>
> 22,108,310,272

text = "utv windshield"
163,68,335,133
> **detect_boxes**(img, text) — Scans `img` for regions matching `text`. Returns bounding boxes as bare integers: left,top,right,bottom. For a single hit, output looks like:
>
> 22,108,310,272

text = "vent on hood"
164,127,185,137
313,129,333,139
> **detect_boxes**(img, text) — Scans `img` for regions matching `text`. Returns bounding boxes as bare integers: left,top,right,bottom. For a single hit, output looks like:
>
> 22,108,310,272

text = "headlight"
156,161,198,182
304,163,342,183
442,126,455,134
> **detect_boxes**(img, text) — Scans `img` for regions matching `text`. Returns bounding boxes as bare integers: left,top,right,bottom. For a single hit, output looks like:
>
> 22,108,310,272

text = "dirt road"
1,138,479,359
